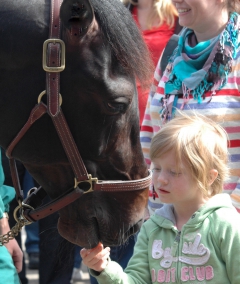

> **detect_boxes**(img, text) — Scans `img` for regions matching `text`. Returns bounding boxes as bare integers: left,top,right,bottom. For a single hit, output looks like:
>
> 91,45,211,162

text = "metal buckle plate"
74,175,98,194
42,39,65,72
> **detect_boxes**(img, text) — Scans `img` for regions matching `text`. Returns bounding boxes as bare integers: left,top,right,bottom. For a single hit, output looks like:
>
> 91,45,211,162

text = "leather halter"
6,0,152,222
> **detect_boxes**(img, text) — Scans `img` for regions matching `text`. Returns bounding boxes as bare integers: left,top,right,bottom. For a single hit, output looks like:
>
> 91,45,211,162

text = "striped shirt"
140,52,240,214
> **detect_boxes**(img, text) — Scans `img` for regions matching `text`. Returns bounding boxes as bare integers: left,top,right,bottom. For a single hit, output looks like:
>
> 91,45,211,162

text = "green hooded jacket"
91,193,240,283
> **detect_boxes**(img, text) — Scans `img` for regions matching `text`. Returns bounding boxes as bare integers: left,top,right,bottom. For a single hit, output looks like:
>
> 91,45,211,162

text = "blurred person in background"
123,0,181,126
0,149,23,284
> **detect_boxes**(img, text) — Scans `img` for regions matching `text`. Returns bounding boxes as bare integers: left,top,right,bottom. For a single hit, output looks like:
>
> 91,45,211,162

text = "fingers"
13,256,23,273
80,243,110,272
6,239,23,272
80,242,104,259
13,248,23,273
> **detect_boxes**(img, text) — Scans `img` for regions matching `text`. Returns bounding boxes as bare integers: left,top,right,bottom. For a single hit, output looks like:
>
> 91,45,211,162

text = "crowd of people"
1,0,240,283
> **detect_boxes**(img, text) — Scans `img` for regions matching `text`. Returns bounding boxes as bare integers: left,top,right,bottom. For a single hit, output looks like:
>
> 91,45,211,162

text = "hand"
81,243,110,272
5,238,23,273
0,217,23,272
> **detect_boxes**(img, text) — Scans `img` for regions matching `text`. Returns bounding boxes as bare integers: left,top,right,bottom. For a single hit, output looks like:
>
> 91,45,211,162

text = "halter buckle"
74,174,98,194
42,39,66,72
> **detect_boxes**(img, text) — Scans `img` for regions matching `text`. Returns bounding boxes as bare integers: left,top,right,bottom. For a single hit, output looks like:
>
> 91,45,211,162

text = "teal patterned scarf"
161,12,240,121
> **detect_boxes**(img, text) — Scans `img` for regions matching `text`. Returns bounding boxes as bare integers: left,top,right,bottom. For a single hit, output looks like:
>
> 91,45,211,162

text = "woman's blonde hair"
122,0,178,29
150,111,229,197
226,0,240,14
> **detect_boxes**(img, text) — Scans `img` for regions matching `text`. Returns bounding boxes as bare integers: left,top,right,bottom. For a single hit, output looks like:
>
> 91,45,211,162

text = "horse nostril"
71,3,85,17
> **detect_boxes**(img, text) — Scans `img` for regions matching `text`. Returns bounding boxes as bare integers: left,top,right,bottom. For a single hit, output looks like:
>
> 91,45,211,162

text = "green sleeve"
90,222,152,284
215,209,240,284
0,149,15,218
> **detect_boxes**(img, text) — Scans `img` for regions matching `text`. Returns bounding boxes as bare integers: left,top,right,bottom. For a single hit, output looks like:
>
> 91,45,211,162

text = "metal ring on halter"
37,90,63,106
13,200,34,226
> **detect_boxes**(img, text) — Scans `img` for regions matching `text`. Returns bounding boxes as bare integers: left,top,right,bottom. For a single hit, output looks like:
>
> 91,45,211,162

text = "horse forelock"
91,0,154,88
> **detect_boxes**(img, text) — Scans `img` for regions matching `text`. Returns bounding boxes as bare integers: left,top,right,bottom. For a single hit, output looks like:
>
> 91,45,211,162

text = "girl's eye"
169,170,181,176
152,168,161,173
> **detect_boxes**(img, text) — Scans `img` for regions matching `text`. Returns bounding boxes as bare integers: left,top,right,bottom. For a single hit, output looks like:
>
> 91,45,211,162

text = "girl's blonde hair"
150,112,229,197
122,0,178,29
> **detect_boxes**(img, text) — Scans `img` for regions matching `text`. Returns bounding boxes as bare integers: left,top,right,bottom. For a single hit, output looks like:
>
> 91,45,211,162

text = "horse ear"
60,0,94,37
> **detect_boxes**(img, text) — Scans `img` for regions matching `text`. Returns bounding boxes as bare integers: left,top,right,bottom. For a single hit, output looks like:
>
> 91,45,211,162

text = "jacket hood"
152,193,233,229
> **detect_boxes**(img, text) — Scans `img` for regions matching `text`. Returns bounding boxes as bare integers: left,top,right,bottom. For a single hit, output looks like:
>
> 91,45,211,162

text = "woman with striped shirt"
122,0,181,126
140,0,240,215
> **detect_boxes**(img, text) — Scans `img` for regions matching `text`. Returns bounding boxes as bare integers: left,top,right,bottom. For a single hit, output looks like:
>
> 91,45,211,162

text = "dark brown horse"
0,0,153,248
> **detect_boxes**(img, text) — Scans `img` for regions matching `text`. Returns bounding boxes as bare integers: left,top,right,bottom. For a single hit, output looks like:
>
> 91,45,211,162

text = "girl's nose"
155,171,168,185
158,175,168,185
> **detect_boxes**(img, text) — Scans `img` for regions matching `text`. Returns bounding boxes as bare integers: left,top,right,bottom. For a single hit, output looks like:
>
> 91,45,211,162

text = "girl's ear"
208,169,218,186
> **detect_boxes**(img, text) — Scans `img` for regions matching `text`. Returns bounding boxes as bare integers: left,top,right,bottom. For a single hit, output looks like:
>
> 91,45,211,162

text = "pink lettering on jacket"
153,268,176,283
151,268,156,282
181,266,196,281
205,266,214,280
151,234,214,282
182,266,214,282
152,266,213,282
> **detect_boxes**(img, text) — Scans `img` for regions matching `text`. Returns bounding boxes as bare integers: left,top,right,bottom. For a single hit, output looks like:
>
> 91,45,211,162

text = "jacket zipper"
171,230,181,283
171,231,181,256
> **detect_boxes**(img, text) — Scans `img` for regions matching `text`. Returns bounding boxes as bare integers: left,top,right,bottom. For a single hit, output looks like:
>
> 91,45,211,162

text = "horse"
0,0,153,249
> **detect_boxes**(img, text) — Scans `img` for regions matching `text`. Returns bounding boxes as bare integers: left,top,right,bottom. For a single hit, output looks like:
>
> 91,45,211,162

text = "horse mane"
91,0,154,88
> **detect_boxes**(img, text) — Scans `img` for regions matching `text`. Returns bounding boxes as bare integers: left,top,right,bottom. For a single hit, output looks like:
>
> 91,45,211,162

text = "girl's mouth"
159,189,169,194
177,8,191,14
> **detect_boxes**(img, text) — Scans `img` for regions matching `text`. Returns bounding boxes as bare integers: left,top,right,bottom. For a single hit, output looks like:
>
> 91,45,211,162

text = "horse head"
0,0,153,248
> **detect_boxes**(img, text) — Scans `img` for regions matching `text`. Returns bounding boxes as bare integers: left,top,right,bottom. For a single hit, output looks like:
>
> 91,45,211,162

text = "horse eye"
105,102,127,114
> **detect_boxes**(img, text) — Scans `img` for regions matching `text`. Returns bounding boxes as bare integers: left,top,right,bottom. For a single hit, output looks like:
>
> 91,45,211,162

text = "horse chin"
57,216,143,249
57,218,98,248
